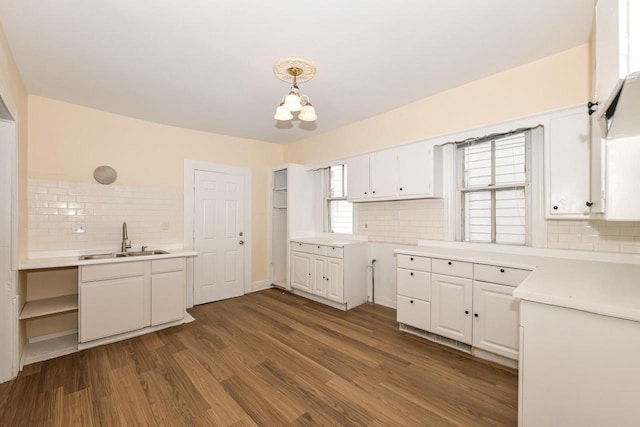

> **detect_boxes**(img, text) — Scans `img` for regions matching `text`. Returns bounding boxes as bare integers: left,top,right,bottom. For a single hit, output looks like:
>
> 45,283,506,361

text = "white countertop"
394,245,640,323
19,249,198,270
291,236,367,247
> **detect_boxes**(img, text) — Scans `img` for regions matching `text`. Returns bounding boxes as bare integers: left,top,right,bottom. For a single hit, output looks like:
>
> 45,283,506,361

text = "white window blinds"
327,165,353,234
459,132,528,245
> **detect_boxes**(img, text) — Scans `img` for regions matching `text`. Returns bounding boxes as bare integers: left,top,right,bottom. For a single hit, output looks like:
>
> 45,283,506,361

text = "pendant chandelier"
273,57,317,122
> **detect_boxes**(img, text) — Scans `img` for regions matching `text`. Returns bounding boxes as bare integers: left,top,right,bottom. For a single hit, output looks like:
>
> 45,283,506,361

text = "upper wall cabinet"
594,0,640,104
347,143,442,203
546,107,592,217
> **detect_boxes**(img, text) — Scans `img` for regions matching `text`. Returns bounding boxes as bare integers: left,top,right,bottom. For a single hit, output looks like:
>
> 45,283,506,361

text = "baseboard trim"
250,279,271,292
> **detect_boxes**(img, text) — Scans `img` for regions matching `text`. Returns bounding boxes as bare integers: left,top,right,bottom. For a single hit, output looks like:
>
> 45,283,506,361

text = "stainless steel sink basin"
125,250,169,256
79,250,169,260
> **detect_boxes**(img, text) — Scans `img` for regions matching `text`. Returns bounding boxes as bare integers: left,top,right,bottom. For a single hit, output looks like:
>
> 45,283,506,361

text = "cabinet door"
326,257,344,303
595,0,629,102
431,274,473,344
347,155,371,201
472,281,519,359
311,255,327,297
369,149,398,198
397,143,432,197
547,110,591,216
291,251,312,292
151,271,185,326
80,277,144,342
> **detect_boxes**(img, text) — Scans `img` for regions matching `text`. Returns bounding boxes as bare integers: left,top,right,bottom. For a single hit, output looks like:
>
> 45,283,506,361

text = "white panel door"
311,256,326,297
369,149,398,198
397,143,432,197
431,274,473,344
346,155,370,201
194,170,245,304
290,251,312,292
472,281,519,359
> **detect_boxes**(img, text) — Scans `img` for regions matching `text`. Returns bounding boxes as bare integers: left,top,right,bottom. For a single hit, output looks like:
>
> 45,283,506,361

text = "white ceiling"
0,0,595,143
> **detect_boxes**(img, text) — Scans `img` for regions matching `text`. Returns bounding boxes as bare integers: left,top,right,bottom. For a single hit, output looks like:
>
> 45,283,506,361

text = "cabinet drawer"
397,254,431,272
291,242,315,255
474,264,531,287
397,268,430,300
326,246,344,258
432,258,473,278
81,261,145,283
397,295,430,331
151,257,185,274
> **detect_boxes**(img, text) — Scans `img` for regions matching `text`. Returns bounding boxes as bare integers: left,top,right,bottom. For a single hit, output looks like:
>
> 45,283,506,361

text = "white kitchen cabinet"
80,276,145,342
369,149,398,199
594,0,640,104
290,251,312,293
151,258,186,326
518,300,640,426
346,155,371,201
431,274,473,345
79,259,186,344
396,252,529,365
270,164,319,290
347,142,442,202
472,281,519,360
546,107,592,217
290,239,366,310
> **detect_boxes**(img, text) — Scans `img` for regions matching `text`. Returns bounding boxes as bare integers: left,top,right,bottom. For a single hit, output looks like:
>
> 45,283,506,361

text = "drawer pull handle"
474,313,479,318
326,277,329,281
410,257,414,261
298,243,302,246
317,246,320,249
448,261,452,266
410,300,414,304
308,273,311,276
500,268,505,273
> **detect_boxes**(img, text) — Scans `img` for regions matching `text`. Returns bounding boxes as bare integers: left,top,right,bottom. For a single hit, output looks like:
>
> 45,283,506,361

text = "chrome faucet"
121,221,131,252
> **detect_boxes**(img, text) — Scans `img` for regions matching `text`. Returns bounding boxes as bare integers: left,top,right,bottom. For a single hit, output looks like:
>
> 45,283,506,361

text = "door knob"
239,240,245,245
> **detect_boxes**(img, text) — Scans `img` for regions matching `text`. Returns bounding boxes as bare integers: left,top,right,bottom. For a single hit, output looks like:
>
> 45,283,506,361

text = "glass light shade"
298,104,317,122
274,105,293,121
284,93,303,111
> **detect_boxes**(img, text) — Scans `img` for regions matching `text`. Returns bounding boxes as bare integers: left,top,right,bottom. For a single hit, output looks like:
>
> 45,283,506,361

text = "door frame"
0,86,19,382
184,160,252,308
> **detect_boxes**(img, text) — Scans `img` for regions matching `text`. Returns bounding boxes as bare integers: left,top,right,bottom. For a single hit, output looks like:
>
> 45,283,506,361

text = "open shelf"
19,294,78,320
273,206,288,209
23,331,78,365
273,187,288,191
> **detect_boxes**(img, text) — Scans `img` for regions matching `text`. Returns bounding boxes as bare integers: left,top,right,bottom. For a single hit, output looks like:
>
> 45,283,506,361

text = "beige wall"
0,22,28,260
28,96,284,281
284,44,592,164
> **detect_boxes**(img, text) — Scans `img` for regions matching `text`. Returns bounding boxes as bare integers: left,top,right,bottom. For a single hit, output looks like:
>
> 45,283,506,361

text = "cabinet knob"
326,277,329,281
308,273,311,276
448,261,452,266
322,276,325,279
372,191,376,194
586,201,594,207
399,187,403,191
410,257,414,261
299,243,302,246
364,191,367,195
410,272,414,276
465,310,469,315
410,300,414,304
317,246,320,249
500,268,505,273
474,313,479,318
553,205,559,210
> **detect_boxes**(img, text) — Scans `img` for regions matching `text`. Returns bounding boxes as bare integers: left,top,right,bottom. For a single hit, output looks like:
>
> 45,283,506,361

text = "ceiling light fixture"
273,57,317,122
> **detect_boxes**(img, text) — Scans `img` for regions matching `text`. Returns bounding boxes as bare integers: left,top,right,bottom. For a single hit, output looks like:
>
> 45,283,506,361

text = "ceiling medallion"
273,57,318,122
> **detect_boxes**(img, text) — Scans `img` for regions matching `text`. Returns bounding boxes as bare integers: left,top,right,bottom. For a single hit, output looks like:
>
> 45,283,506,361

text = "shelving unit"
19,267,79,366
271,169,289,288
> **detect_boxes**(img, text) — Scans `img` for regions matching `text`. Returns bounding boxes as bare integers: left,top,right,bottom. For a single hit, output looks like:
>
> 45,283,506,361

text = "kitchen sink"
79,250,169,260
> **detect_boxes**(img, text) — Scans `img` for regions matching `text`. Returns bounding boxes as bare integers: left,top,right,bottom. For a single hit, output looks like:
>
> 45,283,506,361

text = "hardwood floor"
0,289,518,426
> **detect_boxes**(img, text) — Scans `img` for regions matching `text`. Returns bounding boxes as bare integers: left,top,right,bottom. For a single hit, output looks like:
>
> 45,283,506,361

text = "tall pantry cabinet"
270,164,319,290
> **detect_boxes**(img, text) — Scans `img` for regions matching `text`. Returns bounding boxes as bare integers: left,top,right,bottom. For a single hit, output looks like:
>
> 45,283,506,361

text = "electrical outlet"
162,221,169,230
71,223,86,234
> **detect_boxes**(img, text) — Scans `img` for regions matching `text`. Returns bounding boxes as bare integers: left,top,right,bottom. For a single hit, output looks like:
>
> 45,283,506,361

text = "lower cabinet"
290,240,365,309
431,274,473,345
79,258,186,343
472,281,519,359
396,253,529,363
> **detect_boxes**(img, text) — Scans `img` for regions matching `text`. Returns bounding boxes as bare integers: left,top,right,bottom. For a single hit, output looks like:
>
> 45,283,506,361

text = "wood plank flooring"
0,289,518,426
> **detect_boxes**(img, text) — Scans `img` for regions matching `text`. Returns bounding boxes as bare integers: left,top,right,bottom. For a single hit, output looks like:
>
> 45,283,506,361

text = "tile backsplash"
546,219,640,254
357,199,445,244
28,179,183,254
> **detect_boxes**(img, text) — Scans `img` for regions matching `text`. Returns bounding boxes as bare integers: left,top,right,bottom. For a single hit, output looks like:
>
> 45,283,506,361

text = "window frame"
324,164,353,234
456,130,532,245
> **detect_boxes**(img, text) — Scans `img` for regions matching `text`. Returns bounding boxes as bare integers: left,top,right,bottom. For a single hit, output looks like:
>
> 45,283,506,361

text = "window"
326,164,353,234
458,131,530,245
